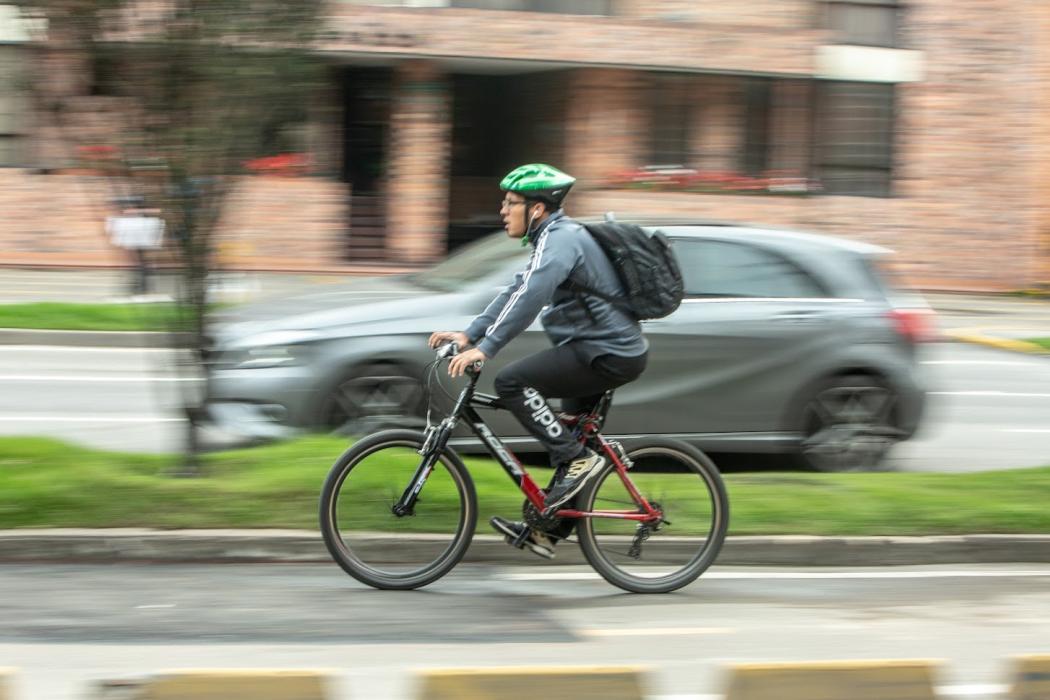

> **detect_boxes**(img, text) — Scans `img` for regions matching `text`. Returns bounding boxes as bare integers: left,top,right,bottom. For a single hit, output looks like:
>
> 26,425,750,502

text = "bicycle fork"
392,421,452,517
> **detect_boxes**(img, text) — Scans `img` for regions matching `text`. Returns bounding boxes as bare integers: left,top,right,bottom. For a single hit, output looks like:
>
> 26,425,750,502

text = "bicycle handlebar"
436,342,459,359
435,342,484,375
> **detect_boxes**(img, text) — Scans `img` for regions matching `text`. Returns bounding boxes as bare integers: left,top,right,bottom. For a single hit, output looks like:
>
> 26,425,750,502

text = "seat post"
594,390,615,427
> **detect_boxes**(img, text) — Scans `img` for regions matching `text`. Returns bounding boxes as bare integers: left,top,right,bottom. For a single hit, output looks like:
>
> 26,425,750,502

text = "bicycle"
319,343,730,593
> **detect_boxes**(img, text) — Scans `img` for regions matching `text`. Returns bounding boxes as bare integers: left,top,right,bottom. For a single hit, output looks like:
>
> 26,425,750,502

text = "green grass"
0,302,185,331
1,436,1049,536
1026,337,1050,351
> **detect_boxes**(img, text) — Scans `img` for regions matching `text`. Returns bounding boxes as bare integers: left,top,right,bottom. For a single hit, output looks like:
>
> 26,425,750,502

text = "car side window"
673,239,828,298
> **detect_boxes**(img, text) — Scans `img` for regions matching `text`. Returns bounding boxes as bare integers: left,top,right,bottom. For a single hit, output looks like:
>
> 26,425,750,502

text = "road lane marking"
0,346,173,353
0,375,200,382
930,686,1007,698
0,415,181,423
580,627,733,638
922,360,1043,366
503,570,1050,581
931,391,1050,398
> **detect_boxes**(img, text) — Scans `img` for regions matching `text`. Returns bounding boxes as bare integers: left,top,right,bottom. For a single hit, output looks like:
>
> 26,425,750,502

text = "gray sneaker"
544,450,606,512
489,516,555,560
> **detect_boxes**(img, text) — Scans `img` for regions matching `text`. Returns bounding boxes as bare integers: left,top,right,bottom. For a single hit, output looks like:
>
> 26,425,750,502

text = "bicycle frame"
394,365,662,525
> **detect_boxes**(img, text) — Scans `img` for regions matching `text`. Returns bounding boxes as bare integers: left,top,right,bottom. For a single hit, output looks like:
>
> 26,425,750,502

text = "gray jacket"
465,211,648,362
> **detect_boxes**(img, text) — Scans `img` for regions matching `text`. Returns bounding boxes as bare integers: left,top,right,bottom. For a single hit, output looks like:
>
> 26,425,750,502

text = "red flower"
243,153,312,176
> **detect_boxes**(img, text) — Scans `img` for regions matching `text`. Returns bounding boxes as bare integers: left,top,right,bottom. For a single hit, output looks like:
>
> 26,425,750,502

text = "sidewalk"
930,292,1050,354
2,529,1049,567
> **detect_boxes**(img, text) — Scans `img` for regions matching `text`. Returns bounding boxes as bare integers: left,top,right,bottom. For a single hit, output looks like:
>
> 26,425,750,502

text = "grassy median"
0,302,183,332
1,436,1048,535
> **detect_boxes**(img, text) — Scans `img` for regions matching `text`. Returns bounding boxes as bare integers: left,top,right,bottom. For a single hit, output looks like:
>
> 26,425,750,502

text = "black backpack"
567,221,684,320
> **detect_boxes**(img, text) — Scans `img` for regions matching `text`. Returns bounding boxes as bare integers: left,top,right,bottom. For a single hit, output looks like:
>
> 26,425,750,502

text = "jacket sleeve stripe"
485,230,548,339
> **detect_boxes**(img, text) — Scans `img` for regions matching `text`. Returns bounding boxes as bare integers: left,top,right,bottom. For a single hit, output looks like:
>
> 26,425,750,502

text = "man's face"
500,193,539,239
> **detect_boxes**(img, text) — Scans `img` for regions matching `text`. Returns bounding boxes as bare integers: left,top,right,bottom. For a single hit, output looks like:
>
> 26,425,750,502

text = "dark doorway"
447,71,568,253
340,67,391,261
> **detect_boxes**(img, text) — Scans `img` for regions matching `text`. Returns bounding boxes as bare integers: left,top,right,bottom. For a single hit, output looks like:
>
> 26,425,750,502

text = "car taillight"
888,308,936,343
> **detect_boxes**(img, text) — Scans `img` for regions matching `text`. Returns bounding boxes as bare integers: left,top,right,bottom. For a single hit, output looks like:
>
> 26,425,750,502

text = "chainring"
523,500,564,533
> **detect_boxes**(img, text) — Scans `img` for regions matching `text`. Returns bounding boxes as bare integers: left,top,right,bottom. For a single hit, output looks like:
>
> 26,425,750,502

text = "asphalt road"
3,562,1049,699
1,341,1048,470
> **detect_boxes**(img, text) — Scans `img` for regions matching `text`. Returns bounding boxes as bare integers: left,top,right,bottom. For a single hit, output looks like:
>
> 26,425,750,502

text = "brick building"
2,0,1049,290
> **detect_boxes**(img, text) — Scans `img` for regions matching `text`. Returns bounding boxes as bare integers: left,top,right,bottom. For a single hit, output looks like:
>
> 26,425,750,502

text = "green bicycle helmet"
500,163,576,209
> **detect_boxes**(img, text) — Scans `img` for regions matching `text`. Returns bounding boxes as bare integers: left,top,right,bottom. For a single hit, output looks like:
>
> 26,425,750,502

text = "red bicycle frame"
454,374,663,524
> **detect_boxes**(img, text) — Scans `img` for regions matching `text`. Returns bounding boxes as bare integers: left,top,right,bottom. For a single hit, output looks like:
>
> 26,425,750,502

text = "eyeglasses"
500,198,527,208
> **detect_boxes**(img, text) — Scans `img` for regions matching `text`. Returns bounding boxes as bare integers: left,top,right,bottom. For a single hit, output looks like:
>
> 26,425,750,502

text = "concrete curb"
2,529,1049,567
0,328,181,347
945,328,1049,355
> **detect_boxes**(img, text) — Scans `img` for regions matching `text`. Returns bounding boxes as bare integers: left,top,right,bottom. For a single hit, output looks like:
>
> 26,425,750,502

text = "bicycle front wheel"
577,438,729,593
319,429,477,590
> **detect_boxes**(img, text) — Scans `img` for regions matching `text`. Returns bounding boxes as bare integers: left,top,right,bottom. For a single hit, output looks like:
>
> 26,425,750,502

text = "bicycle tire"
319,429,477,590
577,438,729,593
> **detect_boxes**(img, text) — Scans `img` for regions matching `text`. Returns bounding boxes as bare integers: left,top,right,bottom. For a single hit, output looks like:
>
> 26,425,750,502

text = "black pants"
493,344,648,466
128,249,151,295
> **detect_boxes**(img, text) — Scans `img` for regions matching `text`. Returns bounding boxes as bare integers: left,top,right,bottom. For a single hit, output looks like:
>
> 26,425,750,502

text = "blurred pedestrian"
106,196,165,297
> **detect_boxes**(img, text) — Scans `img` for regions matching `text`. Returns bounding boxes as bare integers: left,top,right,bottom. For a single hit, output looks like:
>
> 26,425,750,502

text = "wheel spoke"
578,443,728,593
319,434,475,590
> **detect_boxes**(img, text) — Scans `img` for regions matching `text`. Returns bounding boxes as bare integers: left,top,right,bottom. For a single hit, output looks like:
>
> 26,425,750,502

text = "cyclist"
428,163,648,559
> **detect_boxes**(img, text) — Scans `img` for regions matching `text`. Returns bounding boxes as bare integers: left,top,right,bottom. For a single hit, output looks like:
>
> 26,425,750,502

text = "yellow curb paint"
416,666,648,700
0,668,14,700
1010,654,1050,699
143,670,331,700
723,659,940,700
946,329,1049,355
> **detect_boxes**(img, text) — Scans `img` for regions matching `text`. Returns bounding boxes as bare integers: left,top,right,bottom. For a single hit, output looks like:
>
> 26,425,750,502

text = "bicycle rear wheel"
577,438,729,593
319,429,477,590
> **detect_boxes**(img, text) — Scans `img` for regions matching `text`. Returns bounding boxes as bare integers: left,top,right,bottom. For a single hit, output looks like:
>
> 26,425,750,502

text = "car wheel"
319,363,426,436
796,374,901,472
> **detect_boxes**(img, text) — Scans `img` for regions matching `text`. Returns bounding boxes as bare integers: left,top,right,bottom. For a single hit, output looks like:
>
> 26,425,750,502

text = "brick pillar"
1036,0,1050,288
564,68,646,186
768,79,812,178
693,76,744,173
386,60,451,263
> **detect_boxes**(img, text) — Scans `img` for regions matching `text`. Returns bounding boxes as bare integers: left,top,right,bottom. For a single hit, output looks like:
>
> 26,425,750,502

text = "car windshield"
409,231,527,293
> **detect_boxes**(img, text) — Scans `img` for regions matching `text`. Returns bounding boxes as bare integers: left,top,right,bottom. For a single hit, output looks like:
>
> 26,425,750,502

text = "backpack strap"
564,278,633,320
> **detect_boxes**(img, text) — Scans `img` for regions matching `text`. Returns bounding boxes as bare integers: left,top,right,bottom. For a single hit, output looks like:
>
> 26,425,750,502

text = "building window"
815,81,895,197
742,78,772,177
0,47,27,167
648,74,691,166
823,0,900,48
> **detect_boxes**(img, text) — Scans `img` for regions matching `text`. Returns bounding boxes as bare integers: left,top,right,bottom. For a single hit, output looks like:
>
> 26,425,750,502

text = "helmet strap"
521,200,540,247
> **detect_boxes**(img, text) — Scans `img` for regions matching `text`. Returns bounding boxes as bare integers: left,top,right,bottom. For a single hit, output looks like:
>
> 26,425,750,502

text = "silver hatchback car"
205,221,930,471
